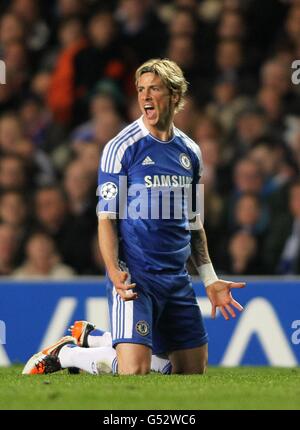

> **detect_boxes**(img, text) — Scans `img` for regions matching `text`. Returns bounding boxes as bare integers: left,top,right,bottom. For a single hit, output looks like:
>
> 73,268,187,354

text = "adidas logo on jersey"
142,156,155,166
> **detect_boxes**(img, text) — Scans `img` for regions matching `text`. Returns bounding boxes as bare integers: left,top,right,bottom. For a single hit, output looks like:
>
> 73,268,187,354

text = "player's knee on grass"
172,360,207,375
116,343,151,375
197,356,208,375
118,362,151,375
170,345,208,375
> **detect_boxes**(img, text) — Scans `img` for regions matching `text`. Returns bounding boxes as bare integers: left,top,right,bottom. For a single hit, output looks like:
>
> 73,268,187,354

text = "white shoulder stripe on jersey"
175,128,201,158
101,122,136,171
101,121,139,172
175,128,203,176
101,117,150,173
111,129,145,173
107,124,141,173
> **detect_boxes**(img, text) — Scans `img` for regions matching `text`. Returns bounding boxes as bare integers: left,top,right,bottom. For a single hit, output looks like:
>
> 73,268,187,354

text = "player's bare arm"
190,225,211,267
190,217,245,320
98,214,137,301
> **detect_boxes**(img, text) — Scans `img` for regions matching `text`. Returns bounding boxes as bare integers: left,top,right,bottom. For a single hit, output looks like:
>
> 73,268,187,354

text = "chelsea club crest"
136,320,150,336
179,153,192,170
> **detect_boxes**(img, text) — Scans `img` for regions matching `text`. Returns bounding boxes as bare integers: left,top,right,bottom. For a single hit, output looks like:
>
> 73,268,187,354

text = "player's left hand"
205,280,245,320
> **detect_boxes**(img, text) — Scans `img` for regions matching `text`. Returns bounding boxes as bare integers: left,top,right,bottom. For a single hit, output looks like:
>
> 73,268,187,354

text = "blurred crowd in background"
0,0,300,278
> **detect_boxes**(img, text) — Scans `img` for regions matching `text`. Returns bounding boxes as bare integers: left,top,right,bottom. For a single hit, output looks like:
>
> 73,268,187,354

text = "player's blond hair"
135,58,188,113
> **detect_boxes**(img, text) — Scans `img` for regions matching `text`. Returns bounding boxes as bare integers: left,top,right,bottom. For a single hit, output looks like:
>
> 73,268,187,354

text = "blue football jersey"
97,117,203,273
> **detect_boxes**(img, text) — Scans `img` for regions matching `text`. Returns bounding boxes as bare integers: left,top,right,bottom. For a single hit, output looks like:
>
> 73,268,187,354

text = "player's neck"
142,116,174,142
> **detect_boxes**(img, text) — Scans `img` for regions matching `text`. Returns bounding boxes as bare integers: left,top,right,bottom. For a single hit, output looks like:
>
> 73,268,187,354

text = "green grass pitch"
0,366,299,410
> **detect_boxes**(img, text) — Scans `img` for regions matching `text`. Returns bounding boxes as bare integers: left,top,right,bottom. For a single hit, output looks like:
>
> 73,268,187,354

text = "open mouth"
144,104,156,120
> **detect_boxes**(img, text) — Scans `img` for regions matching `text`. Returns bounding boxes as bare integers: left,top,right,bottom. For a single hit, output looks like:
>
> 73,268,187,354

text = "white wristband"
197,263,218,288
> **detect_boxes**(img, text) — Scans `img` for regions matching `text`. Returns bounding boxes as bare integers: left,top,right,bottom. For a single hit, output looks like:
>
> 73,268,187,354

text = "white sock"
86,328,172,373
59,343,172,375
59,345,116,375
151,355,172,374
88,332,112,348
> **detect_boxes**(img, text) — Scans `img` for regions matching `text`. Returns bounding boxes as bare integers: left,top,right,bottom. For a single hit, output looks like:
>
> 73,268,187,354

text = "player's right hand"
109,270,138,301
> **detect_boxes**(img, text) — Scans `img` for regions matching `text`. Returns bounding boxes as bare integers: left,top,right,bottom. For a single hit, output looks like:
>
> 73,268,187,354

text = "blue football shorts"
106,266,208,355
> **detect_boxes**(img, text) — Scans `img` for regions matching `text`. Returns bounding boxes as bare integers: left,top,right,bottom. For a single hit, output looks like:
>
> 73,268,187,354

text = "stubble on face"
137,72,176,135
